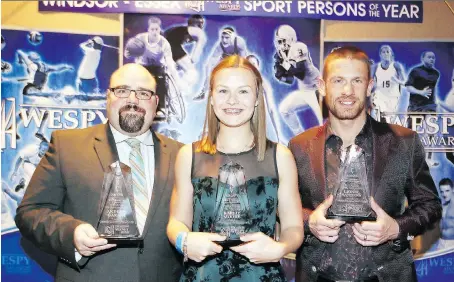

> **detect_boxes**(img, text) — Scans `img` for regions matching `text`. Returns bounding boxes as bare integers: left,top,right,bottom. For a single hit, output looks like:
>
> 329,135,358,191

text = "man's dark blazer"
15,123,183,282
288,117,442,282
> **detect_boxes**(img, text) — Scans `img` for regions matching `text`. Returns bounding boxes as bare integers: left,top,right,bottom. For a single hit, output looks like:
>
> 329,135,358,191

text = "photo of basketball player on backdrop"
371,45,406,121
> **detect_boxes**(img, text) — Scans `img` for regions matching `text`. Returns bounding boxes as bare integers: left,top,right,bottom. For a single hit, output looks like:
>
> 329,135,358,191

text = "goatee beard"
119,104,146,133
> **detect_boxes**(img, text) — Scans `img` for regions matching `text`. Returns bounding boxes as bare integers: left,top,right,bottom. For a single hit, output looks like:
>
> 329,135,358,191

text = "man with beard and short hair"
289,46,441,282
15,63,183,282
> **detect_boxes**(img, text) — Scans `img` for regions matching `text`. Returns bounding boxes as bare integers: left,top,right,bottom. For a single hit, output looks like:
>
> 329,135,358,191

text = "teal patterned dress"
180,142,286,282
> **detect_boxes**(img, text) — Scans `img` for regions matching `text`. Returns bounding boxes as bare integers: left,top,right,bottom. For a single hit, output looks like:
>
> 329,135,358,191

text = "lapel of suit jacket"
371,118,392,198
142,132,171,236
93,123,120,216
309,125,328,204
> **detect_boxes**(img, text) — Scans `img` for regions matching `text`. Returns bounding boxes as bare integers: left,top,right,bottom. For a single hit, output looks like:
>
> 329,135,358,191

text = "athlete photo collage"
123,14,322,146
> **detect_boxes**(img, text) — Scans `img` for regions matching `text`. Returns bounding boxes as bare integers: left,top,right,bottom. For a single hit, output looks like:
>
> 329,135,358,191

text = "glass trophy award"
327,145,376,222
97,161,140,242
211,161,253,247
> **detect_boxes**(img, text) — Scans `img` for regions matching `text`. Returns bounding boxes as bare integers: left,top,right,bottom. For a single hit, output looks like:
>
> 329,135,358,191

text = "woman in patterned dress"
167,55,304,282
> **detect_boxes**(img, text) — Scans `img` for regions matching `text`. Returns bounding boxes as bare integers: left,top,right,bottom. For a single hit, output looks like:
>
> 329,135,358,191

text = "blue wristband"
176,232,185,254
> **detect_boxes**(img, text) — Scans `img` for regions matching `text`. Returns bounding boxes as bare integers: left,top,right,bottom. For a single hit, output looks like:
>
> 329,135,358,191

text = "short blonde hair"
196,55,267,161
324,46,371,80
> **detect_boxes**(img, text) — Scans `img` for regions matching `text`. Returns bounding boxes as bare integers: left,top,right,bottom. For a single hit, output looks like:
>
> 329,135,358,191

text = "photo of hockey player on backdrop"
124,16,185,123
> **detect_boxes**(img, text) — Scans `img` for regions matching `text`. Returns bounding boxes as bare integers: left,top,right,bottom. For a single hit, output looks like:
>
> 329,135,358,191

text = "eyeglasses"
109,88,155,100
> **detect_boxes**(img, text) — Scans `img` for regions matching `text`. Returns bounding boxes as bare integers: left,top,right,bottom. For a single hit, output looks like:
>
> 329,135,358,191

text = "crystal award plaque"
327,145,376,222
97,161,140,242
211,161,254,247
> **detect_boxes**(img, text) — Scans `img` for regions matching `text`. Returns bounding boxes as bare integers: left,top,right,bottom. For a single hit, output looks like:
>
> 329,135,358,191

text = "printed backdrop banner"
324,41,454,282
1,28,119,282
39,1,423,23
124,13,322,147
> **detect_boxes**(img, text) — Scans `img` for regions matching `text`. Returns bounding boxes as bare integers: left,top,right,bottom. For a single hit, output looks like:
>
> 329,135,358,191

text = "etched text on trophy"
97,162,140,240
328,145,375,222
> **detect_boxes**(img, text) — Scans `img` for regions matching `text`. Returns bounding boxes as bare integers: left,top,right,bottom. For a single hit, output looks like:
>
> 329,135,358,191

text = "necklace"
217,138,255,156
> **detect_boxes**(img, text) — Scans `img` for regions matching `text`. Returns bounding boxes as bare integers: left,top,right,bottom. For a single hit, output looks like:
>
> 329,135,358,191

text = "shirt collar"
325,115,372,144
109,124,154,146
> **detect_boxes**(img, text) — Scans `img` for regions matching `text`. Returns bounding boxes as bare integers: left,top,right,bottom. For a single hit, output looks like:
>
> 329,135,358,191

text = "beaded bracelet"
183,233,188,263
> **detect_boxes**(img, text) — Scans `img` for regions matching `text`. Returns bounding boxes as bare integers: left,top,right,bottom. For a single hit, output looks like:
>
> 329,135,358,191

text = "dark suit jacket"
15,123,183,282
288,117,442,282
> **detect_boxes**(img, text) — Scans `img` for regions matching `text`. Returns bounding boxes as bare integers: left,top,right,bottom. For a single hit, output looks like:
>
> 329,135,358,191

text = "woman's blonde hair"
196,55,267,161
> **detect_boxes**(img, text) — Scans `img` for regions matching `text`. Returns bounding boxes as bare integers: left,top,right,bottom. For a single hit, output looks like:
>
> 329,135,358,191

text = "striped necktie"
125,138,148,235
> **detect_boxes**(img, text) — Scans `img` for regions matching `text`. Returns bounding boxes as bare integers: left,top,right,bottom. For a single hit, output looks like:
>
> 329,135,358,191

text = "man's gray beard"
119,113,145,133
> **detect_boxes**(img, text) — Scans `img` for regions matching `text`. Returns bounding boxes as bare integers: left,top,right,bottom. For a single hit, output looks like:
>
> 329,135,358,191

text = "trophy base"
100,236,143,244
326,214,376,223
218,239,243,248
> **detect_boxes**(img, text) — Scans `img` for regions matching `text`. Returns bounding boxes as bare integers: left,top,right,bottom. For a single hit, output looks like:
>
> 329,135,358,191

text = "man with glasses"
15,63,183,282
